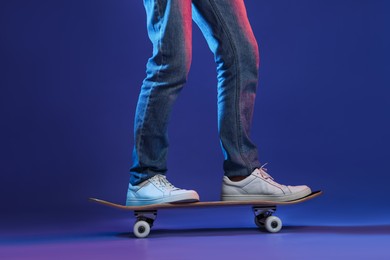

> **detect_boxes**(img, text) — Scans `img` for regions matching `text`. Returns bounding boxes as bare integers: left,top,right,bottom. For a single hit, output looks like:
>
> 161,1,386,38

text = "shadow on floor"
2,225,389,244
116,225,390,239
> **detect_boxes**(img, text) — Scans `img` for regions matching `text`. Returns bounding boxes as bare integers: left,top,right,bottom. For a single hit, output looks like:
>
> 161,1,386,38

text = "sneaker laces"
259,163,274,180
258,163,287,188
151,174,178,191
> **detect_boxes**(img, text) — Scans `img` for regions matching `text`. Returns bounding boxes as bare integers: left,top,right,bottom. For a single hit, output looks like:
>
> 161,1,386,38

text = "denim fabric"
130,0,261,185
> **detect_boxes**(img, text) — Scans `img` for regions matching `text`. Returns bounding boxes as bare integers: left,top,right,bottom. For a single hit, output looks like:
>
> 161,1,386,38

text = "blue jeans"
130,0,261,185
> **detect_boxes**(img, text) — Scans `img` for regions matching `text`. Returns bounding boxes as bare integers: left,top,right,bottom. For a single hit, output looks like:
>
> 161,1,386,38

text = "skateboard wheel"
264,216,282,233
133,220,151,238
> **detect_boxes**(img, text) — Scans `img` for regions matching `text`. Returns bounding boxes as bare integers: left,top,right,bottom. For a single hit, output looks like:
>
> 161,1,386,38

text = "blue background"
1,0,389,226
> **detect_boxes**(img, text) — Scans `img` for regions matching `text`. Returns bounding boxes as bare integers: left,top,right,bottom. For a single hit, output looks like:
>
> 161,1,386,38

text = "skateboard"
90,190,322,238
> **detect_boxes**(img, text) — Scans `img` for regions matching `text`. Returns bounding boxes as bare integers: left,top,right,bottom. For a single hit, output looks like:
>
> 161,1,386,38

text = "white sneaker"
221,167,311,202
126,174,200,206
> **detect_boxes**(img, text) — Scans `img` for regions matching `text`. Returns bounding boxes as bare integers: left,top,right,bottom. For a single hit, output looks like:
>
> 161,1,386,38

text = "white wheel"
264,216,282,233
133,220,151,238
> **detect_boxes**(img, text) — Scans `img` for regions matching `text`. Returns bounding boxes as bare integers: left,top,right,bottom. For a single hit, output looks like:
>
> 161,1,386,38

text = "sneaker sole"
126,191,200,206
221,187,312,202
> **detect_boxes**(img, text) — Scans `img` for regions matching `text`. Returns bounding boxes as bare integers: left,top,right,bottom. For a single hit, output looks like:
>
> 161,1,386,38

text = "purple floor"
2,208,390,260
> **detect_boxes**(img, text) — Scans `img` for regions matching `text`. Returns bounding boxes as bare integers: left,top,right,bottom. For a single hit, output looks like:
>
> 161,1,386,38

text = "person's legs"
192,0,311,201
130,0,193,185
192,0,261,178
126,0,199,205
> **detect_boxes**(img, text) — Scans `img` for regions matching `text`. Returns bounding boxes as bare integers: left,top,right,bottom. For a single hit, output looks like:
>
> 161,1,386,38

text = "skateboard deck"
90,190,322,238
